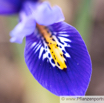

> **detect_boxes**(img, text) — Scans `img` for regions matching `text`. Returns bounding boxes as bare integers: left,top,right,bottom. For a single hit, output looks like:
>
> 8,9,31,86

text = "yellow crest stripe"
36,23,67,70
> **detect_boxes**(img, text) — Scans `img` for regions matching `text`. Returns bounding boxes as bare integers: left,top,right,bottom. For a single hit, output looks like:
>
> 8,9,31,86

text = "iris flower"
0,1,92,96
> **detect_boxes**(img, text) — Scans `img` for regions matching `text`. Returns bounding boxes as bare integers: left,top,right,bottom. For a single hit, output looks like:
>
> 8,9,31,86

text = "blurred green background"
0,0,104,103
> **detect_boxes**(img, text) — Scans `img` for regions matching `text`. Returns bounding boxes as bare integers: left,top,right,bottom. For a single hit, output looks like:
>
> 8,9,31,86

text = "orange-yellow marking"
36,23,67,70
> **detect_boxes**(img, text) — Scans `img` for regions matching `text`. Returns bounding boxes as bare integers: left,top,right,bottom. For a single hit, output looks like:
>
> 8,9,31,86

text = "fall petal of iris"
24,22,92,96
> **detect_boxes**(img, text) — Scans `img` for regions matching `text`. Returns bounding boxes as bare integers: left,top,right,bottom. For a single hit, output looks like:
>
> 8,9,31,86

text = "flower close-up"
0,1,92,96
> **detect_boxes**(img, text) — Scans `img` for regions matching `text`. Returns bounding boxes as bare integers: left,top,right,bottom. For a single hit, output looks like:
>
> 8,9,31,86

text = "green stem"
74,0,92,46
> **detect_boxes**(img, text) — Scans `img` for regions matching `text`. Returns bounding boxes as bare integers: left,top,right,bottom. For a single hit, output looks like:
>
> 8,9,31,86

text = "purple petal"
28,1,65,25
0,0,39,15
0,0,22,15
24,0,39,2
19,1,40,21
10,16,36,44
24,22,92,96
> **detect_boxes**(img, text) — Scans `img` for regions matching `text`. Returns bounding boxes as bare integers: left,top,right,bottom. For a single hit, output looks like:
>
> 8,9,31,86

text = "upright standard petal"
0,0,22,14
28,1,65,25
24,22,92,96
25,0,39,2
10,16,36,44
